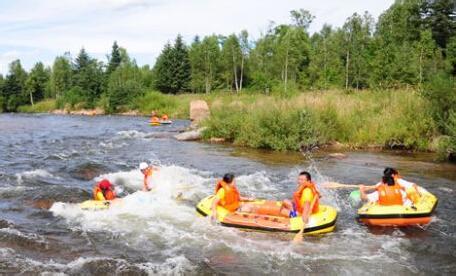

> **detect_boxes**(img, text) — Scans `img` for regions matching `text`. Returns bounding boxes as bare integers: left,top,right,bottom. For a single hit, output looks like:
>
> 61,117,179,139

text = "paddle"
293,226,305,243
321,181,363,189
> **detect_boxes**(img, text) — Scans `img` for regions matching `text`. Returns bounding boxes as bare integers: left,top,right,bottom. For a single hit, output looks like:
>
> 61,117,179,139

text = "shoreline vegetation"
1,1,455,161
12,89,456,162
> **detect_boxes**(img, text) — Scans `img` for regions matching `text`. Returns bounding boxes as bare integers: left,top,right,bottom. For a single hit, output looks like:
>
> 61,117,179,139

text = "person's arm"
211,197,220,220
211,189,224,220
362,185,378,192
359,185,370,201
399,178,421,196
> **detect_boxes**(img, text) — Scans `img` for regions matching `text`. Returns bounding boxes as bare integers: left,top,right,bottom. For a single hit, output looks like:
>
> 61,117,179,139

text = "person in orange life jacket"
360,167,420,205
360,168,406,205
140,162,159,191
161,114,169,121
211,173,253,220
93,179,116,201
150,111,160,123
280,171,321,222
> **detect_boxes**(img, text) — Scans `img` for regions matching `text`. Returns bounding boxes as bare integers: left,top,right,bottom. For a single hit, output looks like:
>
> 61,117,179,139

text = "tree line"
0,0,455,113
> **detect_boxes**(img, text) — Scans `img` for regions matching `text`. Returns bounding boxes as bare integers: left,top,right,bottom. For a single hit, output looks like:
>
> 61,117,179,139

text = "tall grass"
17,99,57,113
202,90,436,151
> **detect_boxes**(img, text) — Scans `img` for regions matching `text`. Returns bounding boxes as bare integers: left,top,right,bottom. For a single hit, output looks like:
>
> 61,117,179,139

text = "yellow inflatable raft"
196,195,337,235
357,191,438,226
79,200,121,211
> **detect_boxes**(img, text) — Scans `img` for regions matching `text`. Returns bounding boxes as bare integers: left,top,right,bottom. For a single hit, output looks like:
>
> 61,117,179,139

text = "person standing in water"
140,162,159,191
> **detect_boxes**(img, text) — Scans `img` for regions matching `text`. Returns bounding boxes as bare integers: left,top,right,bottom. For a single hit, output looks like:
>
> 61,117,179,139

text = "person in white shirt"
360,167,423,205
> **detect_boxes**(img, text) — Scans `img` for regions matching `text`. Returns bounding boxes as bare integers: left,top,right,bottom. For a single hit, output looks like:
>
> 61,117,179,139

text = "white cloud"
0,0,394,74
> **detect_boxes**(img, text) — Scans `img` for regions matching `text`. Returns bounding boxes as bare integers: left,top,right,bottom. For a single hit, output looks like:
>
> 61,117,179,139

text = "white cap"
139,162,148,170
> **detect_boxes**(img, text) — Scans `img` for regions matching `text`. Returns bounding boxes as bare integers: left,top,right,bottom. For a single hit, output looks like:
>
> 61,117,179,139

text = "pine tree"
3,60,27,111
107,41,122,75
154,35,191,93
154,43,174,93
171,34,191,93
71,48,104,107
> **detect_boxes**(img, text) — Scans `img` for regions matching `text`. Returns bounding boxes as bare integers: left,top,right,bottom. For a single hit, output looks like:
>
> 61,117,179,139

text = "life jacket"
377,183,403,205
143,167,153,189
151,116,160,123
92,186,116,201
161,114,169,120
215,180,240,212
293,182,320,214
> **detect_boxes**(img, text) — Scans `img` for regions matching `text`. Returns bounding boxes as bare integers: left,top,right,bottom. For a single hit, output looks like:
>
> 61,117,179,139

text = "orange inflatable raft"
357,190,438,226
196,195,338,235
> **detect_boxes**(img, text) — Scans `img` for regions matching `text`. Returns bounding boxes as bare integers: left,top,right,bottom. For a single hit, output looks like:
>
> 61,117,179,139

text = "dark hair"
299,171,311,181
223,173,235,184
383,167,398,176
382,167,397,186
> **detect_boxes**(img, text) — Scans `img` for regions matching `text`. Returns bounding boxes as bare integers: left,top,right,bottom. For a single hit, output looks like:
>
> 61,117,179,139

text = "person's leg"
279,199,293,217
238,203,256,213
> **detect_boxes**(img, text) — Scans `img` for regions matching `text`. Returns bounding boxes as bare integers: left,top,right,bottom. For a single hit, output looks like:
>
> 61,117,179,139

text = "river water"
0,113,455,275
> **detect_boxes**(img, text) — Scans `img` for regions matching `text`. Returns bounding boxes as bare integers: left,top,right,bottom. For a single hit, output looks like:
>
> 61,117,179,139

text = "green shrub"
61,86,85,108
135,91,189,118
17,99,56,113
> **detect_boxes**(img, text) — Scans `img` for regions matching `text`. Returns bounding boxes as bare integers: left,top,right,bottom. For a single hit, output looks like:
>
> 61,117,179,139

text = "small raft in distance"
196,195,337,235
149,120,173,126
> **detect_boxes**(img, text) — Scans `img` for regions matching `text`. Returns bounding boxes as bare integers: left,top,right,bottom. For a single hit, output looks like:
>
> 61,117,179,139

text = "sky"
0,0,395,75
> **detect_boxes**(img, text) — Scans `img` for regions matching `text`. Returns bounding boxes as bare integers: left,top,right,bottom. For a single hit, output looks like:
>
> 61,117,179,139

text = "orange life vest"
143,167,153,189
161,114,169,120
293,182,320,214
377,183,403,205
92,186,116,201
151,116,160,123
215,180,240,212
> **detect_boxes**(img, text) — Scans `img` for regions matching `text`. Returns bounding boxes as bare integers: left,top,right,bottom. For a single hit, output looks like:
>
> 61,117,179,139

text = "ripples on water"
0,113,455,275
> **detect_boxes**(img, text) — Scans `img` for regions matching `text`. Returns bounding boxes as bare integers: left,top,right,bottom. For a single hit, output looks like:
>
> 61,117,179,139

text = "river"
0,113,455,275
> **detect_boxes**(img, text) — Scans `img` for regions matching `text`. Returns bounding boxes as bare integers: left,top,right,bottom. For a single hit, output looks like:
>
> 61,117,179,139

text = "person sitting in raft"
140,162,159,192
93,179,116,201
161,114,169,121
211,173,253,219
150,111,160,124
360,167,421,205
280,171,321,219
360,168,406,205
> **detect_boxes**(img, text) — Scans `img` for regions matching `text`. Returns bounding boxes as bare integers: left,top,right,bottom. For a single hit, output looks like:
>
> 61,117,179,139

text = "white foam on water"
0,227,46,243
116,130,148,139
15,169,60,184
0,247,196,275
49,164,414,274
438,187,453,193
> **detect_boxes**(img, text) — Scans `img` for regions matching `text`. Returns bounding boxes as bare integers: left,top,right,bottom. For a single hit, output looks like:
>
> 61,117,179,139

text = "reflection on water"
0,113,455,274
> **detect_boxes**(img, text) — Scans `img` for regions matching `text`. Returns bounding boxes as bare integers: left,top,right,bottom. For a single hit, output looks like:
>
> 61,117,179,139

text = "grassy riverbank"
202,90,437,151
16,89,455,160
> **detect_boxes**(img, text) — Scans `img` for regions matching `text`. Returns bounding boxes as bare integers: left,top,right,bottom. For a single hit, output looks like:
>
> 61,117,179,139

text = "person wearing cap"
140,162,159,191
93,179,116,201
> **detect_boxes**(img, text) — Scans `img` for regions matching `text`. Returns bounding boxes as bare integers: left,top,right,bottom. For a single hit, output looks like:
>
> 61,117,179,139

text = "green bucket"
349,190,361,206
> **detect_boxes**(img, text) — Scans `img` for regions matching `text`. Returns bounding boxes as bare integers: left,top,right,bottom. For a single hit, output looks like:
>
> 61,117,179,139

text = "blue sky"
0,0,394,74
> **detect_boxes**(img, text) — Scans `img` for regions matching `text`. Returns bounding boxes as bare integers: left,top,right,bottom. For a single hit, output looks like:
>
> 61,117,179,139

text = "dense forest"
0,0,455,158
